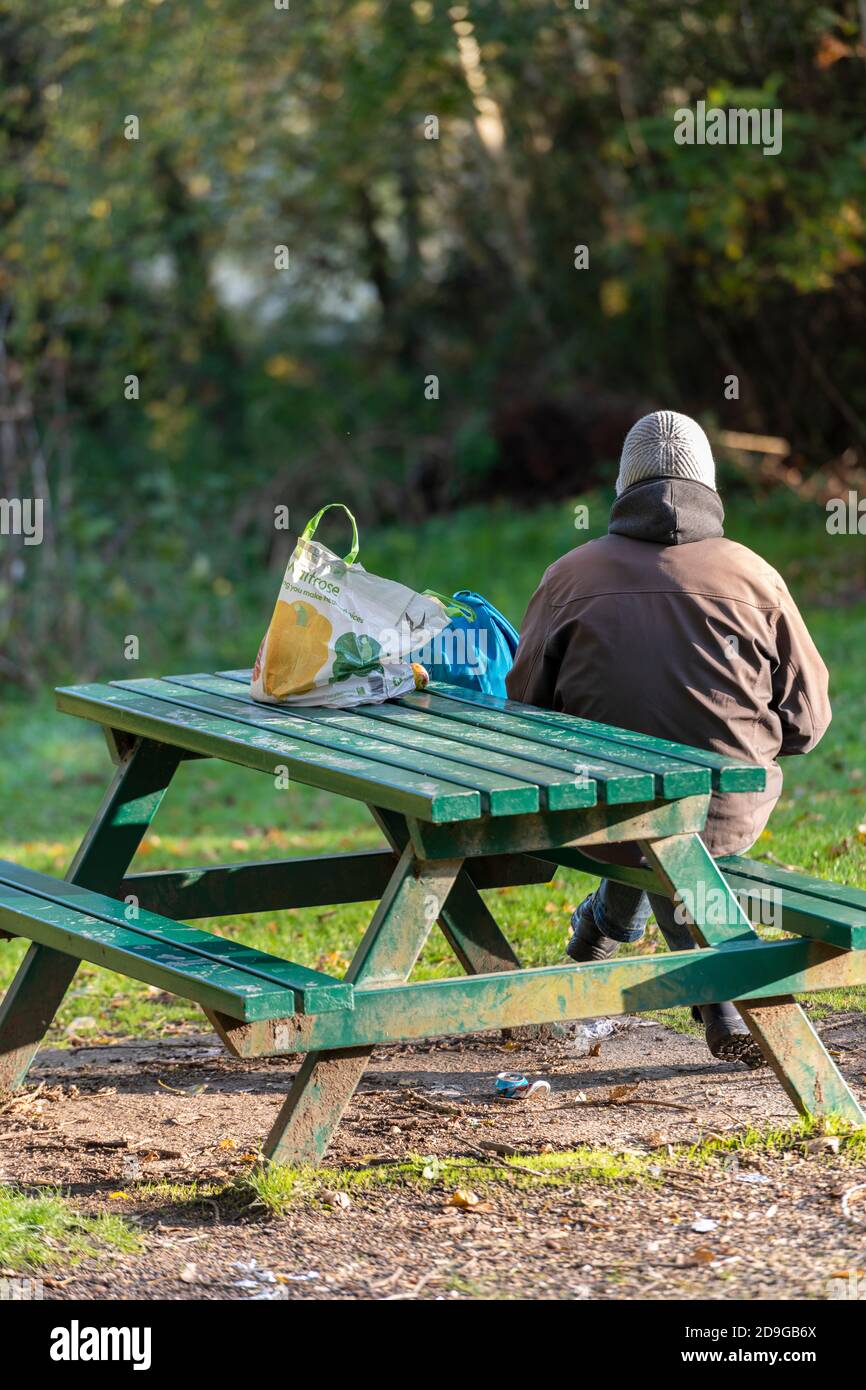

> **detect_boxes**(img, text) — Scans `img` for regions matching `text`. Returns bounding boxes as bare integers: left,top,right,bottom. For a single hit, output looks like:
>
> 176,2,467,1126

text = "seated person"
507,410,830,1065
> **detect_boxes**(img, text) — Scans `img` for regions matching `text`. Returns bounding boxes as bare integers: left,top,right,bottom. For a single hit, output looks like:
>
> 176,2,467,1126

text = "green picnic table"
0,670,864,1164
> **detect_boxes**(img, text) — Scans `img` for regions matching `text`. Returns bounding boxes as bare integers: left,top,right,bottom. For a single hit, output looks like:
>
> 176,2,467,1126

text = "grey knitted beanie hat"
615,410,716,495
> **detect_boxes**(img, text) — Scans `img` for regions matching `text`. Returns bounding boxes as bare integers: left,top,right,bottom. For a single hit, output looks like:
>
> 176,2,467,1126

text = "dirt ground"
2,1011,866,1301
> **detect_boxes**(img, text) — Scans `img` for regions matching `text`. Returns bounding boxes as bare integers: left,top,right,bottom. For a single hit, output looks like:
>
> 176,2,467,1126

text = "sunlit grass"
0,1186,142,1272
233,1115,866,1216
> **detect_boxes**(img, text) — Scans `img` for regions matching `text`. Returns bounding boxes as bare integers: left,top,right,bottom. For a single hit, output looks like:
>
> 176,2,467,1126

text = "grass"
0,1185,142,1272
689,1114,866,1163
1,487,865,1041
231,1114,866,1215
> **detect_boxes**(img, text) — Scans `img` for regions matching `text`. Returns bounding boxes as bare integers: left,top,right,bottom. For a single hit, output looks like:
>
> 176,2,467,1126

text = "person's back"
506,410,831,1064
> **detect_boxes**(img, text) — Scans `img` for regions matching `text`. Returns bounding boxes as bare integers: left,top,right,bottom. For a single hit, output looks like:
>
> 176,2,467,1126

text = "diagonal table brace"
372,807,522,974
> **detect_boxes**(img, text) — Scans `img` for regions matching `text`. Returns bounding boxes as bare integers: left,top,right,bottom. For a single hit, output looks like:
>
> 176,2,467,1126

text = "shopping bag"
251,503,450,707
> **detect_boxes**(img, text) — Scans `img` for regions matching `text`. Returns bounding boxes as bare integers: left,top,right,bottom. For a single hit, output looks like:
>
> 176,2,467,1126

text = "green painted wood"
201,935,866,1057
421,684,766,792
400,690,710,799
372,807,523,975
113,677,541,816
540,849,866,951
170,672,605,812
0,881,305,1022
407,793,711,860
723,873,866,951
55,684,481,825
120,849,554,920
214,667,715,800
0,740,183,1090
0,861,352,1016
261,846,464,1163
352,701,643,806
643,833,865,1124
719,854,866,914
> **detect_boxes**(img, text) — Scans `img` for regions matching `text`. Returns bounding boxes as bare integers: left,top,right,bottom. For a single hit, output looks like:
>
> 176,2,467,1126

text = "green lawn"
0,1185,141,1272
1,489,864,1042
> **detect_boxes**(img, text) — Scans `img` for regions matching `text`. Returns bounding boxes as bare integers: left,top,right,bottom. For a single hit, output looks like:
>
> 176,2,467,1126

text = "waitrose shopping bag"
251,503,451,707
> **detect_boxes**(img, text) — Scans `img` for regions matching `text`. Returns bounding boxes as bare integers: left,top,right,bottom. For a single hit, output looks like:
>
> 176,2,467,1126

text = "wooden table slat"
170,673,626,808
214,668,706,799
111,678,546,816
421,685,766,791
55,684,482,824
401,690,711,797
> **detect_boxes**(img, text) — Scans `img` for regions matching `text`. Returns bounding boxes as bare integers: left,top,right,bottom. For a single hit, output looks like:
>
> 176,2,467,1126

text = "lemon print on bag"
263,599,333,697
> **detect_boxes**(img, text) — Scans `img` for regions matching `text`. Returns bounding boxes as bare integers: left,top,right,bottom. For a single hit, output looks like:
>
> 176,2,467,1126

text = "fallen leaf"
815,32,852,68
609,1083,640,1104
448,1189,480,1210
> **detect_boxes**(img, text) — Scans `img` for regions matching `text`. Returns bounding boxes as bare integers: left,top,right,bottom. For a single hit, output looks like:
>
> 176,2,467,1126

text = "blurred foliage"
1,0,865,683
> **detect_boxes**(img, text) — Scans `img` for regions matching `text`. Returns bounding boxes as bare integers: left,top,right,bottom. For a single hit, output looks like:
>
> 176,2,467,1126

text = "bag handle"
300,503,360,565
423,589,476,622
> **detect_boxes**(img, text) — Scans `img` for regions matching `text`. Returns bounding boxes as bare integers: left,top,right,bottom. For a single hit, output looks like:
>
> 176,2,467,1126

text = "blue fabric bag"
412,589,519,699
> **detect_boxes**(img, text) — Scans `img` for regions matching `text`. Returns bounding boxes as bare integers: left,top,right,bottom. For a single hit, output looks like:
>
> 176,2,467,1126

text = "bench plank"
421,685,765,792
112,678,545,816
541,848,866,951
719,854,866,913
0,862,353,1017
55,684,482,824
170,672,619,809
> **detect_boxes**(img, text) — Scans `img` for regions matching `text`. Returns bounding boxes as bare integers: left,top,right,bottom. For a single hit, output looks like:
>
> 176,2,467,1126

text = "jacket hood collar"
608,477,725,545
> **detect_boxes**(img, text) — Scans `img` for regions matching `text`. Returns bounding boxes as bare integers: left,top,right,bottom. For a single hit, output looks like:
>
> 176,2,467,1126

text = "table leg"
642,832,865,1124
264,843,463,1165
0,738,183,1091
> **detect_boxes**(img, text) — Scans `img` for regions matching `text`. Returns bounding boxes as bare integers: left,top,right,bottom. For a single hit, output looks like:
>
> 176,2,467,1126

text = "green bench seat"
718,854,866,951
545,847,866,951
0,861,353,1021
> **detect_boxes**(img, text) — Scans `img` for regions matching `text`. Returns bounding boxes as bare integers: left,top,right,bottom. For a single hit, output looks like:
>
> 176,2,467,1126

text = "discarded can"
495,1073,551,1102
495,1071,529,1099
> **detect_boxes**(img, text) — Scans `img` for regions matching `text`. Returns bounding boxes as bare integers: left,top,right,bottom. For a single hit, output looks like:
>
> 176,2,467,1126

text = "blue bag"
412,589,519,699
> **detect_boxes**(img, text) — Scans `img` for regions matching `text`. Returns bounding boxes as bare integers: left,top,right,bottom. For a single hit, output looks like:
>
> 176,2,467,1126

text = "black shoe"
566,905,622,963
691,1003,765,1069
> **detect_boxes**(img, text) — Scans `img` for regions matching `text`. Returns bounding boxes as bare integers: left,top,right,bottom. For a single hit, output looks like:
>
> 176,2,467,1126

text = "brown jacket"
506,479,831,855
